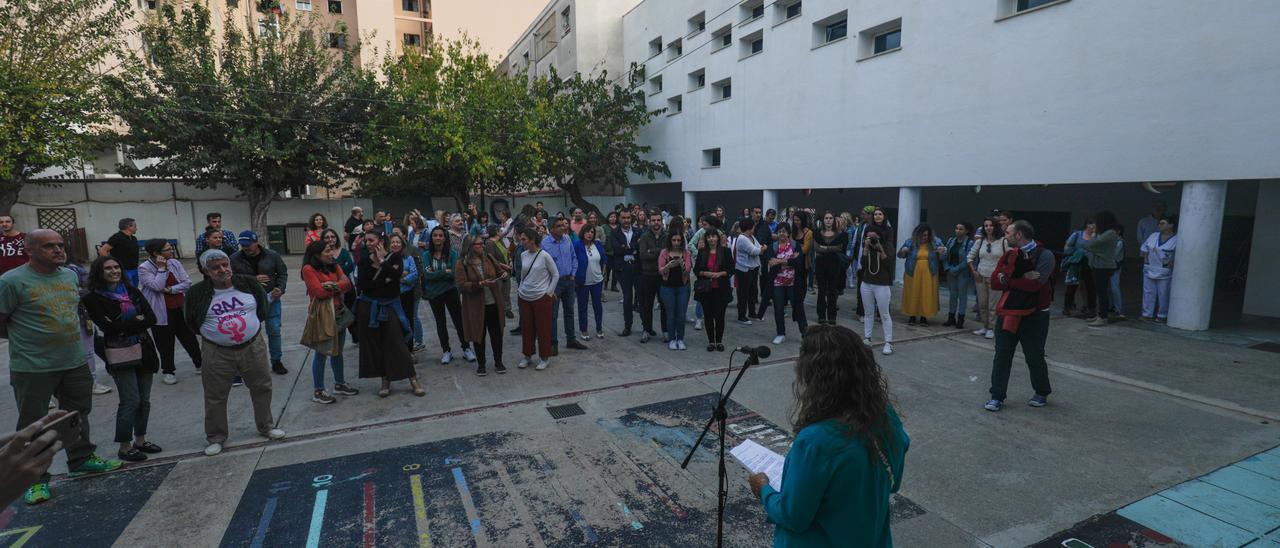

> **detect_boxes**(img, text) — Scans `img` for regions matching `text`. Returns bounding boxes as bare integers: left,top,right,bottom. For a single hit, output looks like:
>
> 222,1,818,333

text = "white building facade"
500,0,641,81
619,0,1280,329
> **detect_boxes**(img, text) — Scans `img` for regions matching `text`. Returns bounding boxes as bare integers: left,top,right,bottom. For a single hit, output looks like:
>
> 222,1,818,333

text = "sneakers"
1028,394,1048,408
494,362,507,374
738,318,753,326
204,443,223,456
882,343,893,355
579,332,591,342
24,483,51,505
476,365,487,377
985,330,995,340
463,347,477,362
93,382,115,394
161,374,177,386
668,340,678,351
534,357,548,371
517,356,531,369
332,383,359,396
694,319,703,331
566,339,588,350
676,340,686,350
596,331,605,339
772,335,785,345
640,332,651,343
312,390,336,404
232,377,244,387
271,361,288,375
984,399,1003,412
1087,317,1107,327
441,351,453,364
412,342,426,352
263,428,287,440
863,337,873,345
973,328,987,336
67,454,123,477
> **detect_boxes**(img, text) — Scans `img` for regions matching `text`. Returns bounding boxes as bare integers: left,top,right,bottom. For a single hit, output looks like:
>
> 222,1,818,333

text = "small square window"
1018,0,1059,11
327,32,347,49
751,38,763,54
703,148,721,168
712,78,732,101
874,29,900,53
402,0,418,11
826,20,847,42
711,26,732,53
295,0,312,11
328,0,341,13
667,95,683,114
857,18,901,60
688,68,705,91
812,10,847,48
740,0,764,23
648,75,663,95
145,0,157,8
739,30,764,58
785,1,802,20
688,11,706,35
649,36,663,57
667,38,683,60
561,7,571,36
404,33,422,46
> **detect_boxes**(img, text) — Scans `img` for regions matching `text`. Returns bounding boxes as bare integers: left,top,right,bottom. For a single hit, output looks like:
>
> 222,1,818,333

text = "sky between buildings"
433,0,548,61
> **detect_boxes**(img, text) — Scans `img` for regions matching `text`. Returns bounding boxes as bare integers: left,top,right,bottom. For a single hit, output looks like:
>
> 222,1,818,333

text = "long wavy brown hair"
791,325,897,453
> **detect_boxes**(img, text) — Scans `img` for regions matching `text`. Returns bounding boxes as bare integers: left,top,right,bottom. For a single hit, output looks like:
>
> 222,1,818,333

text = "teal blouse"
760,408,909,547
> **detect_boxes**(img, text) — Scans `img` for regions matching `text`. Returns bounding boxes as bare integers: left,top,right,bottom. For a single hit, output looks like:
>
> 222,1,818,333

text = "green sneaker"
23,483,51,505
66,454,123,477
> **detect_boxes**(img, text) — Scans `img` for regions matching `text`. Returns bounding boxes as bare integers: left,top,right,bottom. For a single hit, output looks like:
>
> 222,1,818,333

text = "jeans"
736,268,759,321
1110,269,1123,315
772,284,808,337
11,364,96,482
617,263,639,330
154,307,203,374
1092,267,1117,319
551,277,576,344
576,282,604,333
110,368,153,443
427,289,467,353
410,297,424,345
659,285,690,340
989,309,1052,401
639,273,666,334
1142,276,1171,319
265,297,283,362
946,271,973,316
311,331,347,390
860,283,893,343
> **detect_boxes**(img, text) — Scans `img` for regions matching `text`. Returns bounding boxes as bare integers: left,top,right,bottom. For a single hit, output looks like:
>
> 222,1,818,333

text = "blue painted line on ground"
305,490,328,548
451,467,482,535
249,497,277,548
616,502,643,530
570,509,600,543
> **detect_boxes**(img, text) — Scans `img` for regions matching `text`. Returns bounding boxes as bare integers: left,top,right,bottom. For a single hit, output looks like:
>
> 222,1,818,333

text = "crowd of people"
0,197,1178,509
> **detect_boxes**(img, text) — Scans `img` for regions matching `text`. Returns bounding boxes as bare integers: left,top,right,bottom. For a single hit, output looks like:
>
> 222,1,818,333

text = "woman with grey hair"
447,214,468,252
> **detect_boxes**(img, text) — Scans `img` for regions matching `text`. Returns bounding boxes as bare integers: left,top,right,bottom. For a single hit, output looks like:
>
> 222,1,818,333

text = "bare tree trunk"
557,177,601,218
0,180,21,217
246,185,276,249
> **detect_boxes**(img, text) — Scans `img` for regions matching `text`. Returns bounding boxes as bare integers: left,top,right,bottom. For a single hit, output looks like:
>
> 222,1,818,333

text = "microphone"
734,345,772,358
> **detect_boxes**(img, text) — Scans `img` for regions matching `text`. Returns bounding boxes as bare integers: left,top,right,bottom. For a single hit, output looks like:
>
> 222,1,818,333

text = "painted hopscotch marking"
304,490,329,548
362,482,377,548
494,462,548,548
409,474,432,548
249,497,278,548
0,526,41,548
616,503,644,530
451,467,488,544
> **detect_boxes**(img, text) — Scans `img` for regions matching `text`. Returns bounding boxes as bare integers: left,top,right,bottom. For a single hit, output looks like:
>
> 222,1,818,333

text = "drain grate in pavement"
546,402,586,420
1249,342,1280,354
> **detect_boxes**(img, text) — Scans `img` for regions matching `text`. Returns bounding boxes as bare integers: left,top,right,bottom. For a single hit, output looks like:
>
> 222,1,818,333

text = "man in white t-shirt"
184,250,285,456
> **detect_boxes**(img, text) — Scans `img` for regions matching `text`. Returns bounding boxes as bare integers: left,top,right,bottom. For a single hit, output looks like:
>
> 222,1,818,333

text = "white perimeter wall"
623,0,1280,191
11,182,372,256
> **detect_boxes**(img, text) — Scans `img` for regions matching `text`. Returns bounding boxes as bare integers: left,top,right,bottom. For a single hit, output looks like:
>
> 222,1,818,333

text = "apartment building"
499,0,640,82
618,0,1280,329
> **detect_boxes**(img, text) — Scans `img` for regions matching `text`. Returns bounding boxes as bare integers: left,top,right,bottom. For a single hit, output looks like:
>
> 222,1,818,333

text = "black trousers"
154,306,203,374
639,273,666,334
1092,267,1116,319
344,290,359,343
757,266,771,316
816,274,841,322
736,268,759,321
772,284,808,336
472,304,503,368
700,291,730,345
989,309,1052,401
617,263,639,330
427,289,468,352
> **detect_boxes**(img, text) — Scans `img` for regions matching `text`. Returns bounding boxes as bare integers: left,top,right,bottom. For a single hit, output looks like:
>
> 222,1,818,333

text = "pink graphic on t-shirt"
218,314,248,343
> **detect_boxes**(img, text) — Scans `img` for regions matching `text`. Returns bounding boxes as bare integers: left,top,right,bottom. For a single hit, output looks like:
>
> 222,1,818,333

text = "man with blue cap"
230,230,289,375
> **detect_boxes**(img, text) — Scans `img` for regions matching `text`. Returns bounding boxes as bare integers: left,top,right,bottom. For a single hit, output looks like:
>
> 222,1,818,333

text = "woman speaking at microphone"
749,325,909,547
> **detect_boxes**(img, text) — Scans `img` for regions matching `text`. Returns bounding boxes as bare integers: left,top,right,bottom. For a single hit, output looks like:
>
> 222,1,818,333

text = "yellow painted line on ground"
410,474,432,548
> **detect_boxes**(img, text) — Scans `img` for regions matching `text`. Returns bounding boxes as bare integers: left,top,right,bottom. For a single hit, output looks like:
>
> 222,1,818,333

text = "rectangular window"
740,0,764,23
703,148,721,168
785,1,802,20
668,38,683,60
404,33,422,46
327,32,347,49
811,10,847,48
328,0,341,13
874,29,901,53
649,36,663,57
145,0,157,8
1018,0,1059,11
711,26,732,53
295,0,312,11
740,30,764,58
751,38,763,54
667,95,683,114
402,0,418,12
712,78,732,101
826,20,847,42
688,68,705,90
561,6,571,36
649,75,663,95
688,12,706,35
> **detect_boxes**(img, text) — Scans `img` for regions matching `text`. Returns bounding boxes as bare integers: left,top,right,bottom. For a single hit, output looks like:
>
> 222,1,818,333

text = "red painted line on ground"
0,506,13,530
642,481,689,520
362,481,376,548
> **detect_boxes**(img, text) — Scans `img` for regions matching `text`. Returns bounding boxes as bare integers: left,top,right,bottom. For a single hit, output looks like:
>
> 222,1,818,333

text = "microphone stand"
681,350,762,548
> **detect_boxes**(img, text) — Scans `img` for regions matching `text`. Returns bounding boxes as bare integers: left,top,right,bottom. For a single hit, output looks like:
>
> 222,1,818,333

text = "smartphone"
37,411,82,446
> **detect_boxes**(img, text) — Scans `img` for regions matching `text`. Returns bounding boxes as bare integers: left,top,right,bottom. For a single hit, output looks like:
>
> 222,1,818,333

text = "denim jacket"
943,236,975,275
899,236,944,277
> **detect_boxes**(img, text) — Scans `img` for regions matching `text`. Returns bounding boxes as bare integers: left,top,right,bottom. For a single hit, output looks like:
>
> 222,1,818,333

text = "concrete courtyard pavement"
2,256,1278,547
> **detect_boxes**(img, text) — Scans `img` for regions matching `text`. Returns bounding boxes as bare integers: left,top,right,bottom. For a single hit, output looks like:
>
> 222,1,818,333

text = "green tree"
107,2,373,237
0,0,131,214
533,67,669,217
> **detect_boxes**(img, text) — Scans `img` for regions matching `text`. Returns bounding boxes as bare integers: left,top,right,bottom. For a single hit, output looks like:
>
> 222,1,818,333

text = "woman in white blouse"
966,217,1008,339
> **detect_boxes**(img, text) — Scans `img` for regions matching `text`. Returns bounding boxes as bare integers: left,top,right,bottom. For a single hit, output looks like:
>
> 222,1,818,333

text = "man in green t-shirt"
0,229,121,505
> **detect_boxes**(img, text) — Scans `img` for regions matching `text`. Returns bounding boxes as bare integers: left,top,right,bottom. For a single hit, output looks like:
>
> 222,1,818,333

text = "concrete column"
761,190,779,215
683,191,697,219
1168,181,1227,331
895,187,922,283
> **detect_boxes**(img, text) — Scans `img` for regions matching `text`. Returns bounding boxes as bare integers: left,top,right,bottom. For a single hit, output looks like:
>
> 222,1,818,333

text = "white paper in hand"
730,439,784,491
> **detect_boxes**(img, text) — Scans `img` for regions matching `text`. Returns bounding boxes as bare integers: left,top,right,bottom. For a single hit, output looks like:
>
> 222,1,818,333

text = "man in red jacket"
985,220,1055,412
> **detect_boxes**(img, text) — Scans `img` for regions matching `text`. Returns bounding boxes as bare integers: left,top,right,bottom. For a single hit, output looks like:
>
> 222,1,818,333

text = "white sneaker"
579,332,591,342
264,428,286,440
464,347,477,362
738,319,753,325
863,337,872,345
676,340,686,350
161,374,177,386
972,328,987,336
668,340,678,351
694,319,703,330
517,356,530,369
882,343,894,355
596,331,605,339
772,335,785,345
441,351,453,364
984,329,995,339
204,443,223,456
535,357,548,371
93,382,115,394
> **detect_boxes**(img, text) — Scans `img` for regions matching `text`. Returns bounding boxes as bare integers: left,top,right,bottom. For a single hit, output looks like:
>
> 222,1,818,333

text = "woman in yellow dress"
897,224,944,325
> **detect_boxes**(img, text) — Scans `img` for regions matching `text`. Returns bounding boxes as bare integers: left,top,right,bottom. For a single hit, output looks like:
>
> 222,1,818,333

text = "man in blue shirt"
542,218,586,352
193,212,240,257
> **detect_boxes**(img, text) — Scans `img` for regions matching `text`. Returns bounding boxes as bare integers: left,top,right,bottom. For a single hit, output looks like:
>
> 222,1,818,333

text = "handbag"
301,296,341,356
694,278,712,294
335,306,356,330
103,336,144,368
